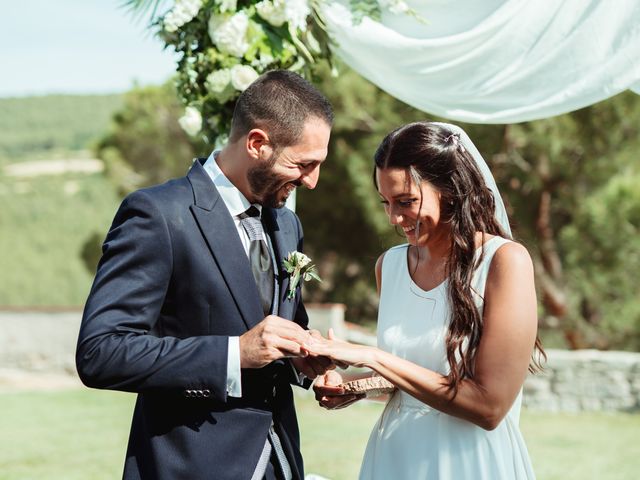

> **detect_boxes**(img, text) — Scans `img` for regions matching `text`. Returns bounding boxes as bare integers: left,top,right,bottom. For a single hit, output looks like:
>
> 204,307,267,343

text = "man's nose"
300,166,320,190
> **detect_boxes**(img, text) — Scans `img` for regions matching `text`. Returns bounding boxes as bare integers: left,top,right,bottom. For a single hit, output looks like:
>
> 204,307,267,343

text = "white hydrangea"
256,0,310,30
230,65,259,91
208,12,250,58
178,106,202,136
206,69,231,93
163,0,203,33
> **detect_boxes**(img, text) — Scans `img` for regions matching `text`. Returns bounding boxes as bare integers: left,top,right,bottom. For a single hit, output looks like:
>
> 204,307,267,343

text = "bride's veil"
432,122,512,237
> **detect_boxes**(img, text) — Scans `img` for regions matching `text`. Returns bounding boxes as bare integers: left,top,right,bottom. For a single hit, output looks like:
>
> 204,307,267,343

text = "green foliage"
489,92,640,349
0,171,120,306
0,95,123,162
148,0,333,140
96,82,208,194
561,169,640,349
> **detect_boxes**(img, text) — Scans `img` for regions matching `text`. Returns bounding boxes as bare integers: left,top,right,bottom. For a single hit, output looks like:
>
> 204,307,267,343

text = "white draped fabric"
321,0,640,124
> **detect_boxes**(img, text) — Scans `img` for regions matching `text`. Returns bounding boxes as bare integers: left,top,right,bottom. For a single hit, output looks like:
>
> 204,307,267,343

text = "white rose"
230,65,259,91
208,12,250,58
178,106,202,136
256,0,287,27
206,69,231,93
290,251,311,268
284,0,310,31
163,0,203,32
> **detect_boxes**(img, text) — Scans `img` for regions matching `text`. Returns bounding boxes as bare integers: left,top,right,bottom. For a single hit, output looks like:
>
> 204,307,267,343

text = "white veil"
432,122,512,238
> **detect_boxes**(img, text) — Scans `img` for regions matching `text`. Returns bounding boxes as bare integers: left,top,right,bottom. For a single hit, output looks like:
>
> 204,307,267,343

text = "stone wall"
523,349,640,412
0,308,81,375
2,309,639,411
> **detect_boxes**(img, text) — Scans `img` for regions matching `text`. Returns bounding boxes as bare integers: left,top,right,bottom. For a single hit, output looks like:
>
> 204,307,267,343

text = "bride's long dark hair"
374,122,545,397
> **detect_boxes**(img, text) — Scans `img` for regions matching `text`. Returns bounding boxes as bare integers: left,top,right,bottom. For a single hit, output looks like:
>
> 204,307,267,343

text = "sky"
1,1,177,97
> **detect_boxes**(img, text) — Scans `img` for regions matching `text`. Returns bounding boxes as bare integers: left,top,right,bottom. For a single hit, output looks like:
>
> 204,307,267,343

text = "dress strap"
472,236,512,300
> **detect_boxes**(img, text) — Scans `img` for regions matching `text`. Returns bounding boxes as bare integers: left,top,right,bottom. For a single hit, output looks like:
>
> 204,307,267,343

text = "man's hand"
239,316,311,369
290,329,335,379
313,370,364,410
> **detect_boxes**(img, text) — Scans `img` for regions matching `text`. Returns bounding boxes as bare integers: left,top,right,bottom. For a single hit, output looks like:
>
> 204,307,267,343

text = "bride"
305,122,545,479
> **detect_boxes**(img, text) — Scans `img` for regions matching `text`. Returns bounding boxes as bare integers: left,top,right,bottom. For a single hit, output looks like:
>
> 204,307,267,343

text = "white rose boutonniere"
283,251,321,299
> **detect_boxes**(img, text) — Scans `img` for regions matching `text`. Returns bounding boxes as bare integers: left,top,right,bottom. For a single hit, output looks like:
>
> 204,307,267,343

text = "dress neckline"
404,236,501,297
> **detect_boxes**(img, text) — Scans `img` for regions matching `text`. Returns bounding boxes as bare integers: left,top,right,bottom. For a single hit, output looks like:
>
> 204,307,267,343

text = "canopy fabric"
321,0,640,124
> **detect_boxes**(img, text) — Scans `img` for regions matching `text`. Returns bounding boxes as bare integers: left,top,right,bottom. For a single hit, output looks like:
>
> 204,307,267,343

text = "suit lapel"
188,159,264,330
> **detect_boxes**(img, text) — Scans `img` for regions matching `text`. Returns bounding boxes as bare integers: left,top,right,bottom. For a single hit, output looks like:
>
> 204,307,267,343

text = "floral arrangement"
128,0,418,144
283,251,321,299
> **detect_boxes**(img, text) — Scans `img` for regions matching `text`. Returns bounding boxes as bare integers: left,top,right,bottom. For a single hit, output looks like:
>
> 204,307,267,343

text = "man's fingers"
264,316,312,345
272,337,308,358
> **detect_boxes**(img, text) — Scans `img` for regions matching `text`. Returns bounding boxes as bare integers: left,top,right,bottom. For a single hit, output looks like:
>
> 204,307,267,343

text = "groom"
76,70,334,480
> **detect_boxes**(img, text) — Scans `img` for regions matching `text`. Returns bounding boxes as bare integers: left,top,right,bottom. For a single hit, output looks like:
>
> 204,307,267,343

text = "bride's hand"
304,328,375,369
313,370,365,410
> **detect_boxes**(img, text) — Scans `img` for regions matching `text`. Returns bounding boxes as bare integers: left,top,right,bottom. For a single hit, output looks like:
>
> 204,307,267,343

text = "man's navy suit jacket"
76,158,310,480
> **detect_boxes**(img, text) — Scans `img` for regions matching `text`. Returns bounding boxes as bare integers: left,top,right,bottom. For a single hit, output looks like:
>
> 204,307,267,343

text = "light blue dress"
359,237,535,479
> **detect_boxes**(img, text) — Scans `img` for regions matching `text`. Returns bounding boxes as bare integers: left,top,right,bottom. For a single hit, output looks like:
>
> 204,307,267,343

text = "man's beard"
247,162,300,209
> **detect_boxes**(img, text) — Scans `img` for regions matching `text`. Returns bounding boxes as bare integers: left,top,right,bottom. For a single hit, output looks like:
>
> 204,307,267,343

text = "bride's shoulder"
378,244,408,265
375,244,408,287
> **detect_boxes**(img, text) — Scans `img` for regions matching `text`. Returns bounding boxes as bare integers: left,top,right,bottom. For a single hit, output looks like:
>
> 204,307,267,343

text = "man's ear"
246,128,273,162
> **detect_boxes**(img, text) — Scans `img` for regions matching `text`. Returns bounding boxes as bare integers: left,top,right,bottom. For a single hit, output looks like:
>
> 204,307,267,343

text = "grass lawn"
0,388,638,479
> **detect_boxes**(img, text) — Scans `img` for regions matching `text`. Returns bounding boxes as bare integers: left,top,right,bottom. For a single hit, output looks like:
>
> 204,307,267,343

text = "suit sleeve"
76,190,229,400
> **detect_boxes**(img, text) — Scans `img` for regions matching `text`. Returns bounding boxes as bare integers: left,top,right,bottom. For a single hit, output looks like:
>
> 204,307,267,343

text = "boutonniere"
283,251,321,299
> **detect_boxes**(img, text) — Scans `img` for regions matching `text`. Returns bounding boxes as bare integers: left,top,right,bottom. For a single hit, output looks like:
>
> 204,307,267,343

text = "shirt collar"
202,150,262,218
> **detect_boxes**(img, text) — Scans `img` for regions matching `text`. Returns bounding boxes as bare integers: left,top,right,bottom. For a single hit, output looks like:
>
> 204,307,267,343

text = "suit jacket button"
203,389,211,397
196,390,203,398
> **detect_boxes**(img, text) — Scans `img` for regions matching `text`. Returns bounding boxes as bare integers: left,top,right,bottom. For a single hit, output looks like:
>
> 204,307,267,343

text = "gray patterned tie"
239,206,274,316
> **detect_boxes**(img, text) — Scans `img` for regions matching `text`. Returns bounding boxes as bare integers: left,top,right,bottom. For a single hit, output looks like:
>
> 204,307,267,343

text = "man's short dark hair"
229,70,333,148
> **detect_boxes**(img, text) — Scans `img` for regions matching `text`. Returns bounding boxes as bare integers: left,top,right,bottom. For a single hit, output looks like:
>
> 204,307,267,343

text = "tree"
479,91,640,349
97,82,208,196
81,82,208,274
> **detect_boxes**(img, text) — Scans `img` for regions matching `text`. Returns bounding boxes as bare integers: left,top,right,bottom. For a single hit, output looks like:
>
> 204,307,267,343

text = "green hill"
0,94,123,162
0,93,125,306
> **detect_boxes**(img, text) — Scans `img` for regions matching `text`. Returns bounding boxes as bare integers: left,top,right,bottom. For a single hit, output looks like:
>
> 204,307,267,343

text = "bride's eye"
398,199,417,207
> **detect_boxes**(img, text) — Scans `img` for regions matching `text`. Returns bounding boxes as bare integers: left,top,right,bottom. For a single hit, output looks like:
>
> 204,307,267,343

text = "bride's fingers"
328,328,335,340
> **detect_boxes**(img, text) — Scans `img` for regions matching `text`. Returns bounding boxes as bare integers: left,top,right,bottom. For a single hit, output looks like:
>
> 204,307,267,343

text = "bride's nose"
388,210,403,225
